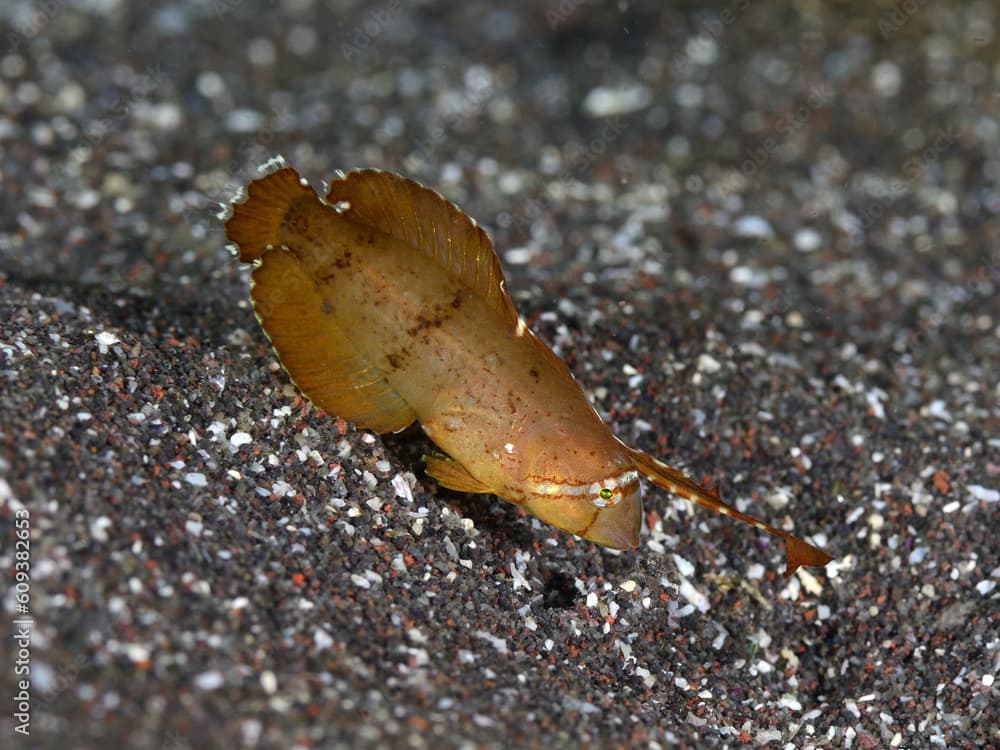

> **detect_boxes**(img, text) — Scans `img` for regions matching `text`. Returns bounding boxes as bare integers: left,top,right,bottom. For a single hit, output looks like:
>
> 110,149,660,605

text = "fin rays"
225,166,315,263
251,248,417,433
423,453,493,493
325,170,518,328
629,448,832,577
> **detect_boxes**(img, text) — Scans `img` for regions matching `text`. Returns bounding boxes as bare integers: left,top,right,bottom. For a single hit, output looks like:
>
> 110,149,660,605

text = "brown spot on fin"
325,170,518,328
628,448,833,578
225,165,316,263
423,453,492,494
251,248,416,433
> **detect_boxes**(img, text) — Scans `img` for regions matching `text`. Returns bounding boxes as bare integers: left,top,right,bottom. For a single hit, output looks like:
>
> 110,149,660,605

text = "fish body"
224,159,832,575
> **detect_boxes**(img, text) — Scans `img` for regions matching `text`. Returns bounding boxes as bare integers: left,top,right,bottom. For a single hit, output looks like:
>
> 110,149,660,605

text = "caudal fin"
224,161,317,262
628,448,833,578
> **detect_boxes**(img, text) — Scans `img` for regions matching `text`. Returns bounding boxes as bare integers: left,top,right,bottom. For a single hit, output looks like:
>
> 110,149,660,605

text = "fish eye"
589,479,622,508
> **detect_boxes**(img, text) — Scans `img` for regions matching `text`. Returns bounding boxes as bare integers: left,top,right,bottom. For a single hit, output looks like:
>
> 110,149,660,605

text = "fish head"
519,462,642,550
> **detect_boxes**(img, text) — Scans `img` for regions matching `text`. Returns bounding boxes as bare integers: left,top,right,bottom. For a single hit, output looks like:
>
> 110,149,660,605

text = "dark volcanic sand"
1,2,997,748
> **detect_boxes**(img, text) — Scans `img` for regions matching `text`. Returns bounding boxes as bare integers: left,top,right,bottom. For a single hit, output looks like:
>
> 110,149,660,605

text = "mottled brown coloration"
224,160,833,576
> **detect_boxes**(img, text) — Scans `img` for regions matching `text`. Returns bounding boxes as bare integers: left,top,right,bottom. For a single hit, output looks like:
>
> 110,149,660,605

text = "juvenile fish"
224,159,832,577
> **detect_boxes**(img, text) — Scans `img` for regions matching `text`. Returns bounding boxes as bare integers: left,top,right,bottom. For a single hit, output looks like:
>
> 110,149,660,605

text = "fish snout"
581,485,642,550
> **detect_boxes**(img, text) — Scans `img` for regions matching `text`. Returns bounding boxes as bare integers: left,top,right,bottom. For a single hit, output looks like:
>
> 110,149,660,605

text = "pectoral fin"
423,453,492,493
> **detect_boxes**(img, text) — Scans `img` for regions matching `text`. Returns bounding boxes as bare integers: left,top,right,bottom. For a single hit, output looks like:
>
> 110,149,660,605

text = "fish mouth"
580,488,642,549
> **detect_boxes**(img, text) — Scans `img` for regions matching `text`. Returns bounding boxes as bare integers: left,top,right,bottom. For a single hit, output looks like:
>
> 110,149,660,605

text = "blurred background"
4,1,997,292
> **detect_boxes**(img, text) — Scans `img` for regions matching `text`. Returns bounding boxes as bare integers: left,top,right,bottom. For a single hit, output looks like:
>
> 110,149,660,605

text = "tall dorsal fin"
326,170,518,327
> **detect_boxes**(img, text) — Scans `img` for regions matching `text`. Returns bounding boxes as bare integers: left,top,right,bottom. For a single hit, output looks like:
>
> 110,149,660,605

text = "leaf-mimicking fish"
224,158,833,577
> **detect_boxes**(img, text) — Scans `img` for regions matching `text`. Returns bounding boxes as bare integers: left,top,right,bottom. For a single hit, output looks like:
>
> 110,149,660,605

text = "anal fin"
423,453,492,493
251,248,416,433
